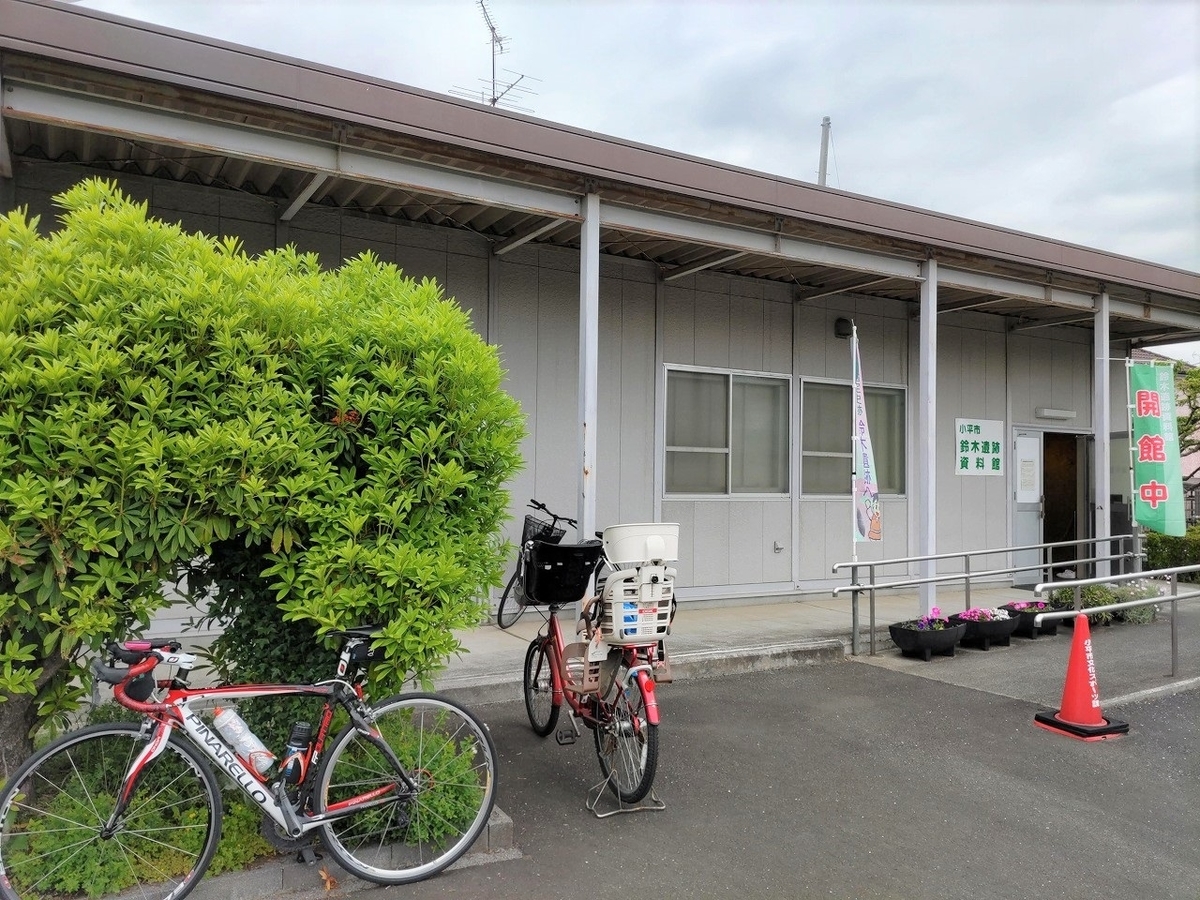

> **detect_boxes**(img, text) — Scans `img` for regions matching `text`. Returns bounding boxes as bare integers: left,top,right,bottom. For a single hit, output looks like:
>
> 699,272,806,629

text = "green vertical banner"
1129,362,1185,536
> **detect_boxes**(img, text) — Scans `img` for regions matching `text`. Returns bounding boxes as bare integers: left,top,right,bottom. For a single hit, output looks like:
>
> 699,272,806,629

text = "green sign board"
1128,362,1185,537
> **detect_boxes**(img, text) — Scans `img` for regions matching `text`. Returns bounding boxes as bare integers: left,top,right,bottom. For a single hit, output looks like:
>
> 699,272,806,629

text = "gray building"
3,0,1199,613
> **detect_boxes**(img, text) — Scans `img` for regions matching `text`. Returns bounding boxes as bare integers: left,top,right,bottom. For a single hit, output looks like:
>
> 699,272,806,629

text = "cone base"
1034,710,1129,741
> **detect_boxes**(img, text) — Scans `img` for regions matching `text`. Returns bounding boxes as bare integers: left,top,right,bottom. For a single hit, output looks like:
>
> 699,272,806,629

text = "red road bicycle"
520,520,677,806
0,627,497,900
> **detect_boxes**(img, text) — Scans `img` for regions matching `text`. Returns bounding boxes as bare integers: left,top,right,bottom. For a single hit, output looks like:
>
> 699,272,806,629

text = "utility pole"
818,116,831,186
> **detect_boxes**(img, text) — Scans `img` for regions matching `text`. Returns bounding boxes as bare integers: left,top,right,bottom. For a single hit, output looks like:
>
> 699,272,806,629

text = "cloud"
76,0,1200,270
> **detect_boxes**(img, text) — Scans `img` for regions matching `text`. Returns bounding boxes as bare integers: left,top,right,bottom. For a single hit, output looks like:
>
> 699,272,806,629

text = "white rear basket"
602,523,679,566
598,565,676,646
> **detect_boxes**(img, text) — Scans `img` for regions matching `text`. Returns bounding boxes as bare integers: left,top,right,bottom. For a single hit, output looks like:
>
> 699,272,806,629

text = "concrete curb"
670,638,847,679
190,807,517,900
435,636,851,707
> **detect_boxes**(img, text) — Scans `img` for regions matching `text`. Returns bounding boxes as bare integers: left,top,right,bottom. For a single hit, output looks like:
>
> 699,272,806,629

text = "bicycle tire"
593,660,659,803
314,693,497,885
496,570,526,630
522,637,560,736
0,722,222,900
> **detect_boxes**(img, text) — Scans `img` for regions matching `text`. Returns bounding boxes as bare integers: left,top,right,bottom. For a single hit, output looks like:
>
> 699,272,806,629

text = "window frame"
799,376,908,498
663,364,792,499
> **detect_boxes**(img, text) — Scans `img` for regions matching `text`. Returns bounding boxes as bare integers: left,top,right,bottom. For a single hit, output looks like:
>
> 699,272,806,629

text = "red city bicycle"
519,518,677,810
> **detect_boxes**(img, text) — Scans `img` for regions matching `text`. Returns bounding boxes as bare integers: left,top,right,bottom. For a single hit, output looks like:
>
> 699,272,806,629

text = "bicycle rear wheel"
593,660,659,803
315,693,497,885
522,637,560,736
495,571,526,630
0,722,222,900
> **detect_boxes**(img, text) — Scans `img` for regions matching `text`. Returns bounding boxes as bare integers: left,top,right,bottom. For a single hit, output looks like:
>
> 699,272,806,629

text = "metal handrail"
831,534,1137,656
1033,564,1200,677
831,534,1119,574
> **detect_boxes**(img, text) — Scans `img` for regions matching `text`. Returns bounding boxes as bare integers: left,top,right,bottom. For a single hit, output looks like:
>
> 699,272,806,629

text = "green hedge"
1143,525,1200,579
0,179,525,749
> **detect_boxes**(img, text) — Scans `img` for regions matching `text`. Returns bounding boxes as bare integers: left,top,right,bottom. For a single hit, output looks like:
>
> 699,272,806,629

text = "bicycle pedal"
555,728,577,745
296,845,322,866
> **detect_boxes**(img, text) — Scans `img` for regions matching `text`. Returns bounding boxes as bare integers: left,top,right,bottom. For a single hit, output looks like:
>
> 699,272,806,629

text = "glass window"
801,381,906,494
666,368,789,495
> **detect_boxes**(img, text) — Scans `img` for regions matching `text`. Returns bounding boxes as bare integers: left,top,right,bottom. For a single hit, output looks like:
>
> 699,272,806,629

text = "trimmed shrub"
1144,525,1200,579
1050,579,1162,625
1050,584,1119,624
0,179,524,765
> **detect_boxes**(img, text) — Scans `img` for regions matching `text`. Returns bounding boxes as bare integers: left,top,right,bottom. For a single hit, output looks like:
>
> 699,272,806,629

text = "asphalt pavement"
188,587,1200,900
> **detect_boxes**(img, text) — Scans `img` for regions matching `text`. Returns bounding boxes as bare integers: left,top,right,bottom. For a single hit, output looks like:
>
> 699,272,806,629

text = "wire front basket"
522,514,565,547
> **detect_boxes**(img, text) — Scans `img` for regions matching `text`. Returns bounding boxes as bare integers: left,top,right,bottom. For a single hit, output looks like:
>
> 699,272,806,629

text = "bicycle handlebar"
90,653,156,686
527,499,578,530
90,641,198,714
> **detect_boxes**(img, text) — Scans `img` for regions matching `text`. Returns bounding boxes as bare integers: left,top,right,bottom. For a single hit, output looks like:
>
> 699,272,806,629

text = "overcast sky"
78,1,1200,348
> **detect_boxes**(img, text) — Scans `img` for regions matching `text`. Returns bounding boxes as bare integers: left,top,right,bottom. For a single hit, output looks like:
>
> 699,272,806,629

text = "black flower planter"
1001,604,1058,639
948,613,1020,650
888,622,968,661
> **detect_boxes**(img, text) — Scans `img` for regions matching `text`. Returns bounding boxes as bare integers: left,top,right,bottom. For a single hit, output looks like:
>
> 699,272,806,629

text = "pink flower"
1009,600,1047,612
957,606,1010,622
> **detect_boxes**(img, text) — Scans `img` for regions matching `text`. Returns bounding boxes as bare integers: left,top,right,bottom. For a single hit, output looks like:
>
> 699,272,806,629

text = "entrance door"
1043,433,1081,578
1013,430,1083,586
1013,431,1043,585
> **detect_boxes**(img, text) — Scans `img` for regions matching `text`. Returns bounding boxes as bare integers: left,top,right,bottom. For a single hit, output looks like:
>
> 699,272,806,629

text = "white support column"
1094,291,1112,576
577,192,601,539
918,257,938,615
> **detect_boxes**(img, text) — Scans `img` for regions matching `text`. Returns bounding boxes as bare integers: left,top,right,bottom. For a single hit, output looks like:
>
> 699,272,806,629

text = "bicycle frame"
98,642,416,840
539,606,660,727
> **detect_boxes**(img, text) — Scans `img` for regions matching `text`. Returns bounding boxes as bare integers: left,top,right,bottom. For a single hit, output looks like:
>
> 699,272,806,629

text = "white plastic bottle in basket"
213,707,276,775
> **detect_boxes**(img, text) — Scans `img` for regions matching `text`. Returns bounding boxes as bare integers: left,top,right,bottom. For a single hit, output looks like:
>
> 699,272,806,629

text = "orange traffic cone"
1034,614,1128,741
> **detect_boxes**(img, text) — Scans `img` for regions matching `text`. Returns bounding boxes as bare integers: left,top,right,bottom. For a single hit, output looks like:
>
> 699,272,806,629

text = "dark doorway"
1044,432,1078,575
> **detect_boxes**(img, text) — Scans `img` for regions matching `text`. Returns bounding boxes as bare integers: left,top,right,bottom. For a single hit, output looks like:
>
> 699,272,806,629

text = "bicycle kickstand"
585,777,666,819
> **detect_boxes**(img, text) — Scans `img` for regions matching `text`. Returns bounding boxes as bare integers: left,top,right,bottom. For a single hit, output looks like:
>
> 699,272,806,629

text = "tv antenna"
450,0,538,112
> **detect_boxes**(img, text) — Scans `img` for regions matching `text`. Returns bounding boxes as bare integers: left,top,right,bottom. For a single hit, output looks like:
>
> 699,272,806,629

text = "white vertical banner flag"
852,325,881,542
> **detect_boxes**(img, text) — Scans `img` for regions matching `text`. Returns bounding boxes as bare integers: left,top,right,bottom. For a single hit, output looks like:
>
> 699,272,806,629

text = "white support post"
918,257,938,615
1094,291,1112,576
577,192,600,540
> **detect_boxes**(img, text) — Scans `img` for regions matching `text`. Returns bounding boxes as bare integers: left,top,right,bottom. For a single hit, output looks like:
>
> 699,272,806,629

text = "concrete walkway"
431,585,1033,704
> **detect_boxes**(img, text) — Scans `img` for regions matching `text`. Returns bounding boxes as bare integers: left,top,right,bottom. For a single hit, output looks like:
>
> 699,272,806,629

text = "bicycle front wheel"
315,693,497,885
593,660,659,803
0,722,222,900
522,637,560,736
495,571,526,630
